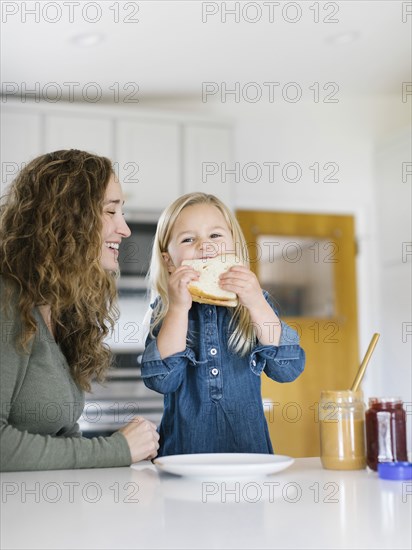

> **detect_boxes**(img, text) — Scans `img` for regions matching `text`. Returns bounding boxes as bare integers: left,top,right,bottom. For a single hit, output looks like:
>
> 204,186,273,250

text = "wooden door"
236,211,359,457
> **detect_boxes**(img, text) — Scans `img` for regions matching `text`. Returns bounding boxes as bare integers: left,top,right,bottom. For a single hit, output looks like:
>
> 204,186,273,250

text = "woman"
0,149,159,471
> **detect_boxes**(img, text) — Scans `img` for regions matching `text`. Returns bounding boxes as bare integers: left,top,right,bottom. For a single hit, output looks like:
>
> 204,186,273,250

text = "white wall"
373,127,412,452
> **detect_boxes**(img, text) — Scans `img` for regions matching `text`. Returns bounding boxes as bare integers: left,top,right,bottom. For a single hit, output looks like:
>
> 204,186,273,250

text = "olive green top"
0,278,131,471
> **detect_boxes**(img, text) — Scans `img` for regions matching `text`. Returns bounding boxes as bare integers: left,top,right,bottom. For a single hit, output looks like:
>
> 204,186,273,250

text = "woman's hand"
119,416,160,463
167,265,199,311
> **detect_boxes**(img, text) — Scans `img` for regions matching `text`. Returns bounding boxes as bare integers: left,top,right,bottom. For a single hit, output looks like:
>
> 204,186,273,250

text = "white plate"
153,453,294,478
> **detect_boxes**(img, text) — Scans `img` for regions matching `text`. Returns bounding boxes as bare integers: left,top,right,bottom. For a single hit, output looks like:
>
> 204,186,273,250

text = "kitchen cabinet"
115,119,181,210
183,124,234,206
0,109,43,193
1,101,233,211
44,113,113,158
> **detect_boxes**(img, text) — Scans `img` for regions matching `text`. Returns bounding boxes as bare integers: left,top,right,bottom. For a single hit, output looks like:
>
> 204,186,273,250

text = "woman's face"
162,203,235,271
101,174,131,271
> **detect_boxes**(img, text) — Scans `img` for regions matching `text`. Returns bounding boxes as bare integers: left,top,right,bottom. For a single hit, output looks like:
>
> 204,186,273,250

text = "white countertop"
1,458,410,550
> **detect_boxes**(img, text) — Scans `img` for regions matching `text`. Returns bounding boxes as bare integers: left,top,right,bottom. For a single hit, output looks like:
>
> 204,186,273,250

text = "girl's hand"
220,265,282,346
219,266,266,311
167,265,199,311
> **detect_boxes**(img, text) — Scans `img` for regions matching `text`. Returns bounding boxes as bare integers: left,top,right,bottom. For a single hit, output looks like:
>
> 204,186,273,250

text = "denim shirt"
141,291,305,457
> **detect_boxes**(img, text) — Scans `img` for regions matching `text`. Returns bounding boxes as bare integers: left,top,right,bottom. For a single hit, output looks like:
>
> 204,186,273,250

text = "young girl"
141,192,305,456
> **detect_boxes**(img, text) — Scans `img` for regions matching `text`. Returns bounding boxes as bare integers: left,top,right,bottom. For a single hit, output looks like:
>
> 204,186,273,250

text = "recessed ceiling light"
70,32,104,47
326,31,359,45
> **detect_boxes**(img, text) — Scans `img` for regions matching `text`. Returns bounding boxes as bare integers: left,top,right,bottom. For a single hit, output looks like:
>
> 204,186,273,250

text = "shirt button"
211,368,219,376
251,359,257,367
210,348,217,356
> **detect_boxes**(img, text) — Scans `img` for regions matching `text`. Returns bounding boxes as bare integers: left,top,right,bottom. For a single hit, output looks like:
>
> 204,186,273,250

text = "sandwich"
182,254,242,307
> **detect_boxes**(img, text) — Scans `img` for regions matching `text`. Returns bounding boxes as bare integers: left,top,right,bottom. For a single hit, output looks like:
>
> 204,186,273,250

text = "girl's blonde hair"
0,149,118,391
147,192,257,355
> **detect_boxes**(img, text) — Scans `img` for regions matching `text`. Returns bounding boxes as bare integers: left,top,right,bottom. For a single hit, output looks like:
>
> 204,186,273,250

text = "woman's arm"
0,299,158,471
0,338,131,471
0,423,131,472
1,365,158,471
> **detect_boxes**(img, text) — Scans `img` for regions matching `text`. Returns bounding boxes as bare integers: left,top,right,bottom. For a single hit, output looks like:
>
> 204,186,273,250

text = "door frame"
236,209,360,457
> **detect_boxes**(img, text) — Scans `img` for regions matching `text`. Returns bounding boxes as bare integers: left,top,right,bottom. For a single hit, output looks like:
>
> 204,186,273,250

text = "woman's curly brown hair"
0,149,118,391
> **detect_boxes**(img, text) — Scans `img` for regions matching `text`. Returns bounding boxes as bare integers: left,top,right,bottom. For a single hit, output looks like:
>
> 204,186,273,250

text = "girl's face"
101,174,131,271
162,203,235,271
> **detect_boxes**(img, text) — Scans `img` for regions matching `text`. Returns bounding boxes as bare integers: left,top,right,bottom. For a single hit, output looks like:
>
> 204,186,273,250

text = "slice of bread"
182,254,242,307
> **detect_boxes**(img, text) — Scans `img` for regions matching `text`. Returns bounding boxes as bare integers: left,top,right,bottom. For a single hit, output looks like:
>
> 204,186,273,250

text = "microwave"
117,211,160,292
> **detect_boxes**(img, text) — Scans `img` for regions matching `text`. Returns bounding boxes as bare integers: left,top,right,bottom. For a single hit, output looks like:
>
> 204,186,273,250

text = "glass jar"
365,398,408,471
319,390,366,470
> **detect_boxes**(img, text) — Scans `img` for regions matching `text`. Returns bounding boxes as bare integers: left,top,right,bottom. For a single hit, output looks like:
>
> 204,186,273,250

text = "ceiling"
1,1,411,104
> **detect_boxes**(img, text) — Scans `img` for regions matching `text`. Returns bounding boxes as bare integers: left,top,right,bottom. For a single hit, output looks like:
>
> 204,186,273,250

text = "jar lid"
378,462,412,480
369,397,402,404
320,390,363,403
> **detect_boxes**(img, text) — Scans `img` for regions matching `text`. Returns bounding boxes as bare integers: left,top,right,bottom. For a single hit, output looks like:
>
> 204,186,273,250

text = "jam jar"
319,390,366,470
365,398,408,471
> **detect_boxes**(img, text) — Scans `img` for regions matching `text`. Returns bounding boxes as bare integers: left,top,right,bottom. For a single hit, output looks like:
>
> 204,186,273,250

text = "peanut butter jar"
319,390,366,470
